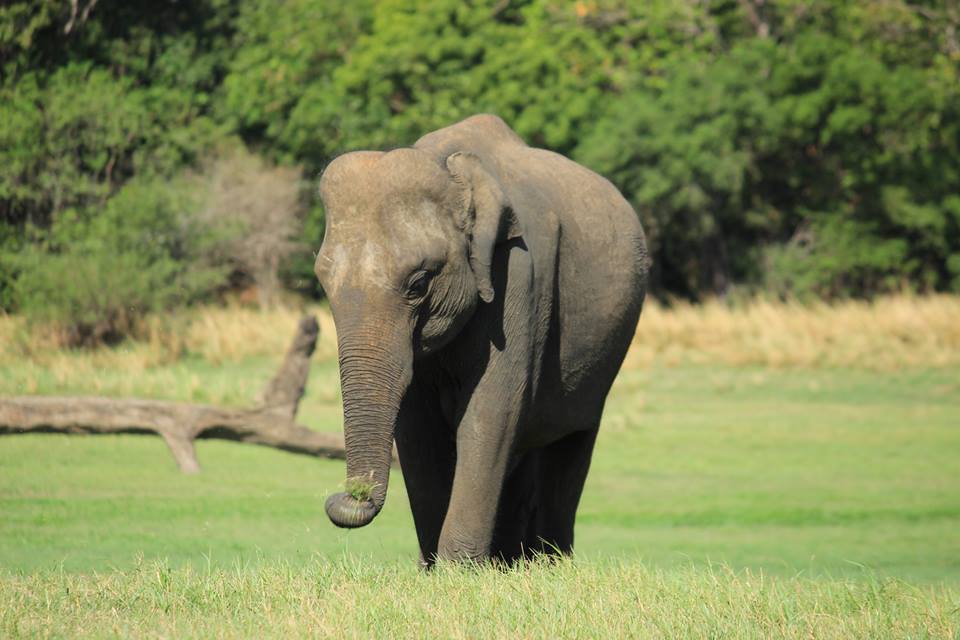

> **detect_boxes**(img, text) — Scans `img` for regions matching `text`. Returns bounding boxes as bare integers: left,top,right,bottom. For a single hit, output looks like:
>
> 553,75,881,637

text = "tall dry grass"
626,294,960,371
2,294,958,373
0,305,337,397
173,304,339,364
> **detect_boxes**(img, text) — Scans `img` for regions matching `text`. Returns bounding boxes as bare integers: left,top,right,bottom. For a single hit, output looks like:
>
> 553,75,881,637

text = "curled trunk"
325,318,412,528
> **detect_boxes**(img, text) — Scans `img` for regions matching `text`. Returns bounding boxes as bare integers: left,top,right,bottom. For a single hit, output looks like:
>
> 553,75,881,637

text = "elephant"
315,114,647,564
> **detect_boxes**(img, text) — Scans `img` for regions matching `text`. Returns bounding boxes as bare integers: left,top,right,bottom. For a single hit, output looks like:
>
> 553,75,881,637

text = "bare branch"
195,147,306,309
64,0,99,35
0,315,391,473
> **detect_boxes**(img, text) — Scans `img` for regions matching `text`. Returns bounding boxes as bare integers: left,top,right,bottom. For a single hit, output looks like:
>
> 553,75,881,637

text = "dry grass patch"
178,304,338,364
0,305,337,403
628,294,960,371
1,304,338,370
3,295,959,375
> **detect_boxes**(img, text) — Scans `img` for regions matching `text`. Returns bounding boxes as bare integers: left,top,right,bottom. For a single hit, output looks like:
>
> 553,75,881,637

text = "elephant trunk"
325,317,411,529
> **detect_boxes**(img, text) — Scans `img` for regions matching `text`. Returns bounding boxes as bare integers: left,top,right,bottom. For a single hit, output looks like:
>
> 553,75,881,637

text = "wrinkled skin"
316,115,647,564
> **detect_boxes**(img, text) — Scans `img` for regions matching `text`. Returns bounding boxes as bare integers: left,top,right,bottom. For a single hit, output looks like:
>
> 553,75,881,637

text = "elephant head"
316,148,518,528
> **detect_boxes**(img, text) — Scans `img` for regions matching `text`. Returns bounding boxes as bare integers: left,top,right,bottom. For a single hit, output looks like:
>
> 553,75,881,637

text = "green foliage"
345,476,378,502
0,0,63,70
1,65,145,226
0,0,233,221
576,39,780,297
218,0,373,164
9,177,228,345
3,0,960,315
305,0,713,159
766,24,960,298
578,5,960,298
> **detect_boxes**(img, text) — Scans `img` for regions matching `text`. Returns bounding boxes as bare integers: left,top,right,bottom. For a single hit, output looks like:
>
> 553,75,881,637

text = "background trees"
2,0,958,341
194,144,306,310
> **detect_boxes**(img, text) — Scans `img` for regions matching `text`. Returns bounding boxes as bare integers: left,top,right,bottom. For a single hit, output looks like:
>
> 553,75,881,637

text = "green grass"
3,559,957,639
2,352,959,636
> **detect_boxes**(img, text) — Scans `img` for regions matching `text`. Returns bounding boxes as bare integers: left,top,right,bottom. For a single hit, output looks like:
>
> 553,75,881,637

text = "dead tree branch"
0,316,366,473
64,0,99,35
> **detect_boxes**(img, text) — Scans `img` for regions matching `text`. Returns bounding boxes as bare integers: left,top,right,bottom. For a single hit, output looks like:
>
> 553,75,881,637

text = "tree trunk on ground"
0,316,386,473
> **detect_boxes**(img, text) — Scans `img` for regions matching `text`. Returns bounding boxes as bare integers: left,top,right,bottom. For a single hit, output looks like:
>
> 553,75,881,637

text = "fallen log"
0,315,353,473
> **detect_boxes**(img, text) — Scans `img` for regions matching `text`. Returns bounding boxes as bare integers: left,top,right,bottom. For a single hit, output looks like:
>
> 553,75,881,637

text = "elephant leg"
435,244,534,562
534,425,600,556
394,384,455,567
490,450,541,564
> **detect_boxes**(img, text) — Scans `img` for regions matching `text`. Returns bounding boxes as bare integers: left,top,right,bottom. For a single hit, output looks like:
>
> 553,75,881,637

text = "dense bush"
2,0,959,342
8,178,227,345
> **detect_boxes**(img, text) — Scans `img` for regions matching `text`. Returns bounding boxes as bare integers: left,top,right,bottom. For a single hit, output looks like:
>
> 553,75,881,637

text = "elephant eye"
406,271,431,299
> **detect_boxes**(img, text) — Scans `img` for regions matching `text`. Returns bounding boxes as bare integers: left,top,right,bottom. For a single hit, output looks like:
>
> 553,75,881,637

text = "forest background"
2,0,959,345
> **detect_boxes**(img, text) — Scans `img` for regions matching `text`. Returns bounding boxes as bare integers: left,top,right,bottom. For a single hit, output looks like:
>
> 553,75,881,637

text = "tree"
218,0,373,165
305,0,714,157
8,176,227,345
4,0,960,308
193,144,306,309
576,40,780,298
579,1,960,299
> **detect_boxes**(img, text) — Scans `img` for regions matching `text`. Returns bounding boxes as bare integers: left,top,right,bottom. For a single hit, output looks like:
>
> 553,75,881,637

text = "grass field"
2,298,959,637
4,560,957,638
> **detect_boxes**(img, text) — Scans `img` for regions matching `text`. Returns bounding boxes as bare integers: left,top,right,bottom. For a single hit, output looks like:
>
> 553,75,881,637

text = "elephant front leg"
394,381,456,567
436,361,530,562
436,237,537,562
437,410,520,561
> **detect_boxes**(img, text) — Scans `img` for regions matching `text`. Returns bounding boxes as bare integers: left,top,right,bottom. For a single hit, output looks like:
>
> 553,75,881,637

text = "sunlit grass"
2,364,957,581
3,558,957,639
2,296,960,637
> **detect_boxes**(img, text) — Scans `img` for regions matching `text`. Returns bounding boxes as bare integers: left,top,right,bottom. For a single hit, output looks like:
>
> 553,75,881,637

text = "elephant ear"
445,151,521,303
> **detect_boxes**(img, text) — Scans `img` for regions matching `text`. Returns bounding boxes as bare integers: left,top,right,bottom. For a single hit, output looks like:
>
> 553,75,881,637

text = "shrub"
9,178,228,346
192,144,307,309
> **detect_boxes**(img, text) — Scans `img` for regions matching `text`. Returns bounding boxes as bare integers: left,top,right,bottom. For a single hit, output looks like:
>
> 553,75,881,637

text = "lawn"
4,559,957,638
1,300,959,637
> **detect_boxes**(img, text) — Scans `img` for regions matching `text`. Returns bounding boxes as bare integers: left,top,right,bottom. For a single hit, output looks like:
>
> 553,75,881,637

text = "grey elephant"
316,114,647,564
